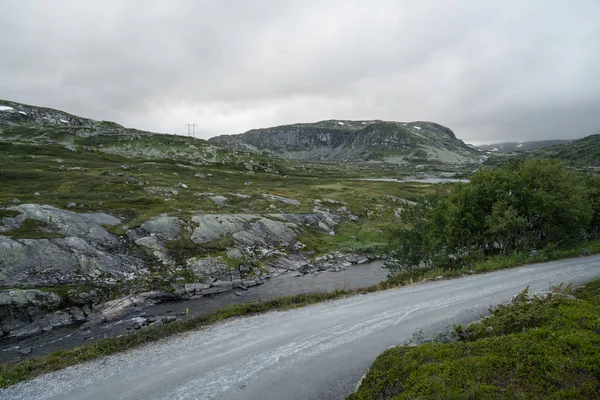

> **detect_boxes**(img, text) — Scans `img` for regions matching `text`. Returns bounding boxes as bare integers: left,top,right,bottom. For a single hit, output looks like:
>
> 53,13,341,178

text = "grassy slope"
0,134,453,258
349,279,600,400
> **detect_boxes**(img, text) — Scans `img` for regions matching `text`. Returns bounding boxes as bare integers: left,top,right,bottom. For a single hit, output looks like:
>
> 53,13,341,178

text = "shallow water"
0,261,388,363
358,177,469,184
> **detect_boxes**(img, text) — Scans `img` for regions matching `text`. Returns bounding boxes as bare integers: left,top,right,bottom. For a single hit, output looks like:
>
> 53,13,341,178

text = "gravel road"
3,255,600,400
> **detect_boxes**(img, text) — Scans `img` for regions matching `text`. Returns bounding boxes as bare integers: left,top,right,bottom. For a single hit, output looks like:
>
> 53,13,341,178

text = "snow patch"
413,126,421,130
337,121,345,126
60,119,68,123
516,143,523,148
18,111,27,115
0,106,14,111
361,122,366,125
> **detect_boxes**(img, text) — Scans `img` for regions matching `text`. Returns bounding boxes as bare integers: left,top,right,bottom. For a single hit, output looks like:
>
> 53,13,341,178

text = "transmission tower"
185,123,198,137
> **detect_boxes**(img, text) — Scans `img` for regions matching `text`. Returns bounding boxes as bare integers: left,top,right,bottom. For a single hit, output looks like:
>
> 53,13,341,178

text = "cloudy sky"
1,0,599,143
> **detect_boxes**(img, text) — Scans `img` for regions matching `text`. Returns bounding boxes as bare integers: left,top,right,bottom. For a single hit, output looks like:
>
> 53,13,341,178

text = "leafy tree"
389,159,596,272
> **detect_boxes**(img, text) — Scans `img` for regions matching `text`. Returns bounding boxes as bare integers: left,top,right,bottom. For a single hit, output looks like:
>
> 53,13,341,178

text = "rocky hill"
210,120,482,164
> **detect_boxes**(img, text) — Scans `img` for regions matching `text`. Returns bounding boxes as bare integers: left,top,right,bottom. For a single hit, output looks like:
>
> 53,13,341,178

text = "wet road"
4,255,600,400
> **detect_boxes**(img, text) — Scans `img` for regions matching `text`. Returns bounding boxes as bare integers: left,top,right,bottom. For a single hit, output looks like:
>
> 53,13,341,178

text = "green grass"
1,218,65,239
0,210,20,219
348,280,600,399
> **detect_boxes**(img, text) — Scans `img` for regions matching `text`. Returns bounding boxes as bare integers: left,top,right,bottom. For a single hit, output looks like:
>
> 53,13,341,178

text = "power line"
185,123,198,137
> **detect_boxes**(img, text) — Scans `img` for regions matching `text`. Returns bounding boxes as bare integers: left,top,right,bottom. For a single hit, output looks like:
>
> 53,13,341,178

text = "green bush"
389,159,599,272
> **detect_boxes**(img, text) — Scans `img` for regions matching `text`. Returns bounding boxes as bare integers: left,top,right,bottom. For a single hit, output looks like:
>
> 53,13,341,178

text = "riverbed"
0,260,388,364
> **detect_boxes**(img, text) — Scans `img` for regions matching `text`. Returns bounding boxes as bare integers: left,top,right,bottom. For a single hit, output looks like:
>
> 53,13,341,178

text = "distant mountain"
477,140,572,153
0,99,233,164
210,120,482,164
0,99,122,130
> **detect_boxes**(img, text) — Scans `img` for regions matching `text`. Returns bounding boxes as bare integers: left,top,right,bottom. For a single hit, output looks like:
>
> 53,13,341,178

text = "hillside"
210,120,482,165
477,139,572,153
524,134,600,167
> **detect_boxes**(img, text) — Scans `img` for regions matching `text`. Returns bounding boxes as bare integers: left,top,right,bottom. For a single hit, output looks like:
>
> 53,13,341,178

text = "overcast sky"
1,0,599,144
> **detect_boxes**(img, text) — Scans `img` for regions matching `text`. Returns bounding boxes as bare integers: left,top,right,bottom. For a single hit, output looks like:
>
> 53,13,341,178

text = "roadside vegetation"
348,278,600,399
388,159,600,274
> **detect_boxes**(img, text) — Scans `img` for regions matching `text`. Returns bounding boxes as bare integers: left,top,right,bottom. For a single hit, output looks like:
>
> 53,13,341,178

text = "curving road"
4,255,600,400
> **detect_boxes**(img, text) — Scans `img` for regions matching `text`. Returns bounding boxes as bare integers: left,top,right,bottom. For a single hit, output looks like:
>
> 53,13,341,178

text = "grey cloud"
0,0,599,143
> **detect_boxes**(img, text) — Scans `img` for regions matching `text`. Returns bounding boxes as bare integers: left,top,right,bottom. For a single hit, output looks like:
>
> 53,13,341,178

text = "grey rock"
238,264,250,273
0,289,64,336
262,194,301,206
202,280,233,295
209,195,228,205
12,324,41,339
84,291,174,327
226,248,244,259
67,202,77,208
0,204,145,287
129,215,181,243
188,258,230,279
19,347,32,355
184,282,211,295
191,212,341,249
0,235,144,287
153,316,177,327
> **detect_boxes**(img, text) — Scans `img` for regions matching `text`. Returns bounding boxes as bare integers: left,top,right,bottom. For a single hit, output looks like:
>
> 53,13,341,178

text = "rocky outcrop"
0,203,374,341
127,214,181,265
191,212,340,248
0,204,145,287
0,289,90,339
